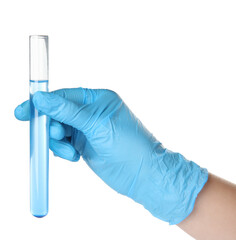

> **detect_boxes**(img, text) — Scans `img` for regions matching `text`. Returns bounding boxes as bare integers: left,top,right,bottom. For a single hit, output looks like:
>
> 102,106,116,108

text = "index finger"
14,87,87,121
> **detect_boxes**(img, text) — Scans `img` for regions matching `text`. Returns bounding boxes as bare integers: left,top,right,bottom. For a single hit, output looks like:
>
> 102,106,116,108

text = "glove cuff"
127,147,209,225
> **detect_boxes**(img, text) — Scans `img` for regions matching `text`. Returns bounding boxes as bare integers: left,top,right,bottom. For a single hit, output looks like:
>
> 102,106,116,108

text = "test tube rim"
29,35,48,39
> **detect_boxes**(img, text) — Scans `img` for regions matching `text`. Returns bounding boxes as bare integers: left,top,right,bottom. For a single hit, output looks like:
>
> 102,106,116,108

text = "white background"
1,1,236,239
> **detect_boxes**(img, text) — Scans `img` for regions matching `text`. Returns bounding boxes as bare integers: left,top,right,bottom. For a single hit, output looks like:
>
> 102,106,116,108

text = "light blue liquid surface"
30,80,49,217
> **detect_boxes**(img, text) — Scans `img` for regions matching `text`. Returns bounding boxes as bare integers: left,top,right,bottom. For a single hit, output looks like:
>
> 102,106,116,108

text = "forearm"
178,173,236,240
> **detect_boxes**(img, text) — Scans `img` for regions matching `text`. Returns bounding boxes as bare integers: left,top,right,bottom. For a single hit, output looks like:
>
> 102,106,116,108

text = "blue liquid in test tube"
29,35,49,217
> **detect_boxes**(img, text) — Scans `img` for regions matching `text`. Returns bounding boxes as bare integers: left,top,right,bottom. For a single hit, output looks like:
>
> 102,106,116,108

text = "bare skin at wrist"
177,173,236,240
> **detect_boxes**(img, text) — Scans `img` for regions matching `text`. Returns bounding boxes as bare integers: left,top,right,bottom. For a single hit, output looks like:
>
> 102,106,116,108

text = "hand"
14,87,208,225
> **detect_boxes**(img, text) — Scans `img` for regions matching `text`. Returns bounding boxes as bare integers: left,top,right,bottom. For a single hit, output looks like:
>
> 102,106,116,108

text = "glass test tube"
29,35,49,217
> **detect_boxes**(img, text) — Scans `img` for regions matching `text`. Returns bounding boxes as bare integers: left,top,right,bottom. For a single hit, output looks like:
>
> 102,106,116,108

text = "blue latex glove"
14,87,208,225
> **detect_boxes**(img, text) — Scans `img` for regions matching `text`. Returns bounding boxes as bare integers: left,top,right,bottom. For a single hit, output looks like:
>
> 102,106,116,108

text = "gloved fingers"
52,87,104,105
32,91,93,132
52,87,86,104
15,88,121,135
33,90,122,134
14,88,109,121
50,120,66,140
61,123,73,137
15,92,85,130
14,88,87,121
14,101,70,141
14,100,30,121
49,138,80,162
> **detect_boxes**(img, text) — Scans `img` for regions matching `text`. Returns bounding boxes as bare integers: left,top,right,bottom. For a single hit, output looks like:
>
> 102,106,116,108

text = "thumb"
33,91,91,133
